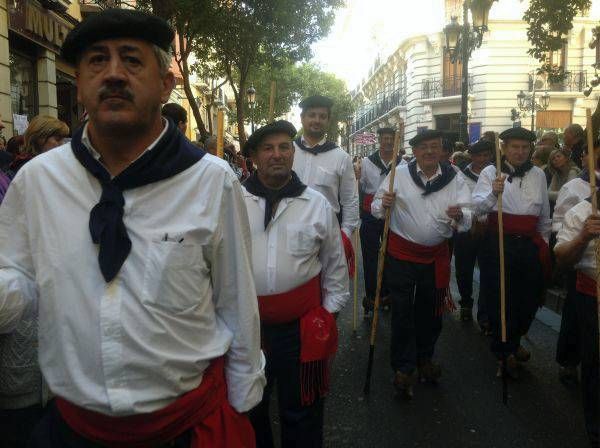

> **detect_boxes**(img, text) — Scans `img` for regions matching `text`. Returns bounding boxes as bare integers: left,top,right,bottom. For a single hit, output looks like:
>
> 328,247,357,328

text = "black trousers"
454,230,487,323
576,292,599,448
0,404,45,448
479,233,543,357
29,401,191,447
249,321,324,448
360,213,386,300
385,256,443,374
556,270,581,367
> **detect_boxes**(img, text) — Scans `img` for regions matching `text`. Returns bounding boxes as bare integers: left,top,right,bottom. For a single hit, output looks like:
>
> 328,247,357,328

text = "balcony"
421,75,474,99
351,88,406,133
528,70,587,92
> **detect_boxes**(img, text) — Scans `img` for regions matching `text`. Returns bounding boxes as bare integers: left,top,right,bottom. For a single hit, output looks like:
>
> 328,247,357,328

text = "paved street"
318,262,589,448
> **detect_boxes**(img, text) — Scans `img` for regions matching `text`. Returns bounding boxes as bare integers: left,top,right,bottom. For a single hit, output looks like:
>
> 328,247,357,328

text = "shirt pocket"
142,237,210,313
314,166,337,188
286,224,319,257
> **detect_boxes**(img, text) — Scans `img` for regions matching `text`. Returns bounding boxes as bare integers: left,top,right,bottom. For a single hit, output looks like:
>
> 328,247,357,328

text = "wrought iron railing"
351,88,406,133
528,70,587,92
421,75,474,99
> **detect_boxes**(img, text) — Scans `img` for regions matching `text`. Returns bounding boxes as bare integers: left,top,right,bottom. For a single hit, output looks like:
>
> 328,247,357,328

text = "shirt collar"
301,135,327,148
416,163,442,181
81,119,169,162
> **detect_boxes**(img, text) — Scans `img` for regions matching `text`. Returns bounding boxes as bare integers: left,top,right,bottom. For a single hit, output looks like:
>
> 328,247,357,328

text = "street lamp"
443,0,496,144
515,83,550,131
246,84,256,133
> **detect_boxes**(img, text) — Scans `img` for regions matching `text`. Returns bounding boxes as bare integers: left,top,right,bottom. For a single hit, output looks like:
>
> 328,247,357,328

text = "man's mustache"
98,86,134,102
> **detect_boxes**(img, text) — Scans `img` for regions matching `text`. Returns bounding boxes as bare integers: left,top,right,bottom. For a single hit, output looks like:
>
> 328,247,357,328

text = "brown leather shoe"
515,345,531,363
393,371,416,400
417,360,442,383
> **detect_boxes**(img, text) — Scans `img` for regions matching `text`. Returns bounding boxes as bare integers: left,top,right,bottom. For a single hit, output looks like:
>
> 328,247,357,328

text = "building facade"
349,0,600,157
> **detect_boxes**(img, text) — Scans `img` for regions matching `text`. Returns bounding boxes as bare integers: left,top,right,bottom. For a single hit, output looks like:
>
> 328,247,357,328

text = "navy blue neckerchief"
461,164,480,183
500,158,533,183
243,170,307,230
368,150,400,176
294,137,337,155
71,120,205,282
408,160,456,196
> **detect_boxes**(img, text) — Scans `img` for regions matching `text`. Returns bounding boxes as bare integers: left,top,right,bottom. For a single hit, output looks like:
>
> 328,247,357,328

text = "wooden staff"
585,109,600,355
495,133,508,405
216,109,224,159
269,81,276,123
353,228,360,335
363,130,401,395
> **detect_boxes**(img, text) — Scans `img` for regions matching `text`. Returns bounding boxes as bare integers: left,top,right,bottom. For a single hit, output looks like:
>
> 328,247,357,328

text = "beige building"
349,0,600,157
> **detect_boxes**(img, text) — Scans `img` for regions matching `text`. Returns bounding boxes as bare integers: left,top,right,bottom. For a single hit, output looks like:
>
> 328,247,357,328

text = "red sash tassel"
387,232,455,316
488,212,552,283
341,230,355,278
56,357,255,447
362,193,375,214
576,271,597,297
258,275,338,406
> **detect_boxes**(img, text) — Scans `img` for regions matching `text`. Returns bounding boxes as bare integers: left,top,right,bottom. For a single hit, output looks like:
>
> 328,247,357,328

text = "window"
10,51,37,123
443,52,463,96
546,42,568,70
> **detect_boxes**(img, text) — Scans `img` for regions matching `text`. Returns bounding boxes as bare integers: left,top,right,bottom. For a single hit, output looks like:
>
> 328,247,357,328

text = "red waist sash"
488,212,552,283
258,275,338,405
576,271,597,297
56,357,255,447
341,230,355,278
362,193,375,213
386,232,454,315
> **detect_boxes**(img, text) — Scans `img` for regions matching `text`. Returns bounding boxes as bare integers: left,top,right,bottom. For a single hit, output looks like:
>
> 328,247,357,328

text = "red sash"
386,232,455,315
55,358,255,448
362,193,375,214
487,212,552,283
341,230,355,278
258,275,338,405
576,271,597,297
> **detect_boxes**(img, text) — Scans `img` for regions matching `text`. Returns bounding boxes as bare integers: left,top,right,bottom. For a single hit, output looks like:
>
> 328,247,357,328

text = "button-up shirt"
556,200,595,278
472,165,551,241
293,140,359,237
371,163,472,246
242,186,349,313
360,153,392,195
552,177,590,233
0,143,265,416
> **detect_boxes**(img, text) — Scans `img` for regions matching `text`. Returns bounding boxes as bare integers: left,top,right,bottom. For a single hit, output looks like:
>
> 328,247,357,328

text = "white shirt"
360,153,392,195
472,165,551,241
293,140,359,237
242,186,349,313
371,163,472,246
0,143,265,416
458,164,480,193
556,200,595,278
552,177,590,233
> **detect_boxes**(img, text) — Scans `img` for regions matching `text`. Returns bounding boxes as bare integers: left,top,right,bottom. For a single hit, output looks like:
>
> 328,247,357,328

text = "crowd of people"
0,7,597,448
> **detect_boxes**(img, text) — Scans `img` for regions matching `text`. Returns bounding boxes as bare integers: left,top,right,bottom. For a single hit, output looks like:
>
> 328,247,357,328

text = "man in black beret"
242,121,349,447
0,8,265,447
473,126,551,379
359,127,401,315
293,95,359,279
371,128,472,399
455,139,494,326
162,102,188,134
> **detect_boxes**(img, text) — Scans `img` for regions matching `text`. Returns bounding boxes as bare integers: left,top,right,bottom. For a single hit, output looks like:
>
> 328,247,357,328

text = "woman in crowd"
548,148,581,205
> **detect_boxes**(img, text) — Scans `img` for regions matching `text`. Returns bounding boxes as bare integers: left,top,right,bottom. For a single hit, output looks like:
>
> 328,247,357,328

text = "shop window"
57,71,82,134
10,51,38,122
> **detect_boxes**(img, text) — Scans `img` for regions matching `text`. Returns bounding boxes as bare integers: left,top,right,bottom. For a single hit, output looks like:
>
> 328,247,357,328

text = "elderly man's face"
251,133,294,186
503,139,532,167
76,38,174,135
413,138,442,172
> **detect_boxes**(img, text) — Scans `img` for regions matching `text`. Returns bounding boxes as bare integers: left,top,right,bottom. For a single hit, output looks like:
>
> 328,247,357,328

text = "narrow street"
319,262,588,448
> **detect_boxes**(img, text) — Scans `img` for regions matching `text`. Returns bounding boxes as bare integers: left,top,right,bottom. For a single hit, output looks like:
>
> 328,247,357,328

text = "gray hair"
152,44,172,77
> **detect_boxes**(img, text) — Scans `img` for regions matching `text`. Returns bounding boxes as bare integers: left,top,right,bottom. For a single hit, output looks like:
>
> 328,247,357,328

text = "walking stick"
363,130,401,395
353,228,360,335
585,110,600,358
494,134,508,405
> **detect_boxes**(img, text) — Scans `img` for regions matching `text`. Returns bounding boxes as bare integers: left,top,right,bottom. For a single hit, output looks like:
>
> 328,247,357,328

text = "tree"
193,0,343,145
524,0,600,134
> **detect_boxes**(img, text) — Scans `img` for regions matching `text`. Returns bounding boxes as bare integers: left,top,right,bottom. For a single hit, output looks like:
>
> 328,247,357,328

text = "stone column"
37,49,57,118
0,0,12,136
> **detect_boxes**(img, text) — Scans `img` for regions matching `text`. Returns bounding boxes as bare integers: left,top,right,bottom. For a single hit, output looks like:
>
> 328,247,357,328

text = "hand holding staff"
494,133,508,405
363,130,401,395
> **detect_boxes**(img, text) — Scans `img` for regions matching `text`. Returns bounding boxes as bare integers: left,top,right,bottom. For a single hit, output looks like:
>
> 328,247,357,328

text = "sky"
311,0,444,90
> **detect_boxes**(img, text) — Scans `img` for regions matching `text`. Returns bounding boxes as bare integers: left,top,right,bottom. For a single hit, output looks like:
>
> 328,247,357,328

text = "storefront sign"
9,1,73,54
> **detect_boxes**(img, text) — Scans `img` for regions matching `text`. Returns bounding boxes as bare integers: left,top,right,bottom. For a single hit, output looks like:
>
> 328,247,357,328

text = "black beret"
499,127,536,143
61,8,175,64
242,120,297,157
468,139,495,154
377,127,396,136
299,95,334,111
409,129,443,147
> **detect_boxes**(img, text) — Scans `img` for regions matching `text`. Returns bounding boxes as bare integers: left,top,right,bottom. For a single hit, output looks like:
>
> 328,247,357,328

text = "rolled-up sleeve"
0,177,38,333
339,154,359,237
211,173,266,412
472,167,498,215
